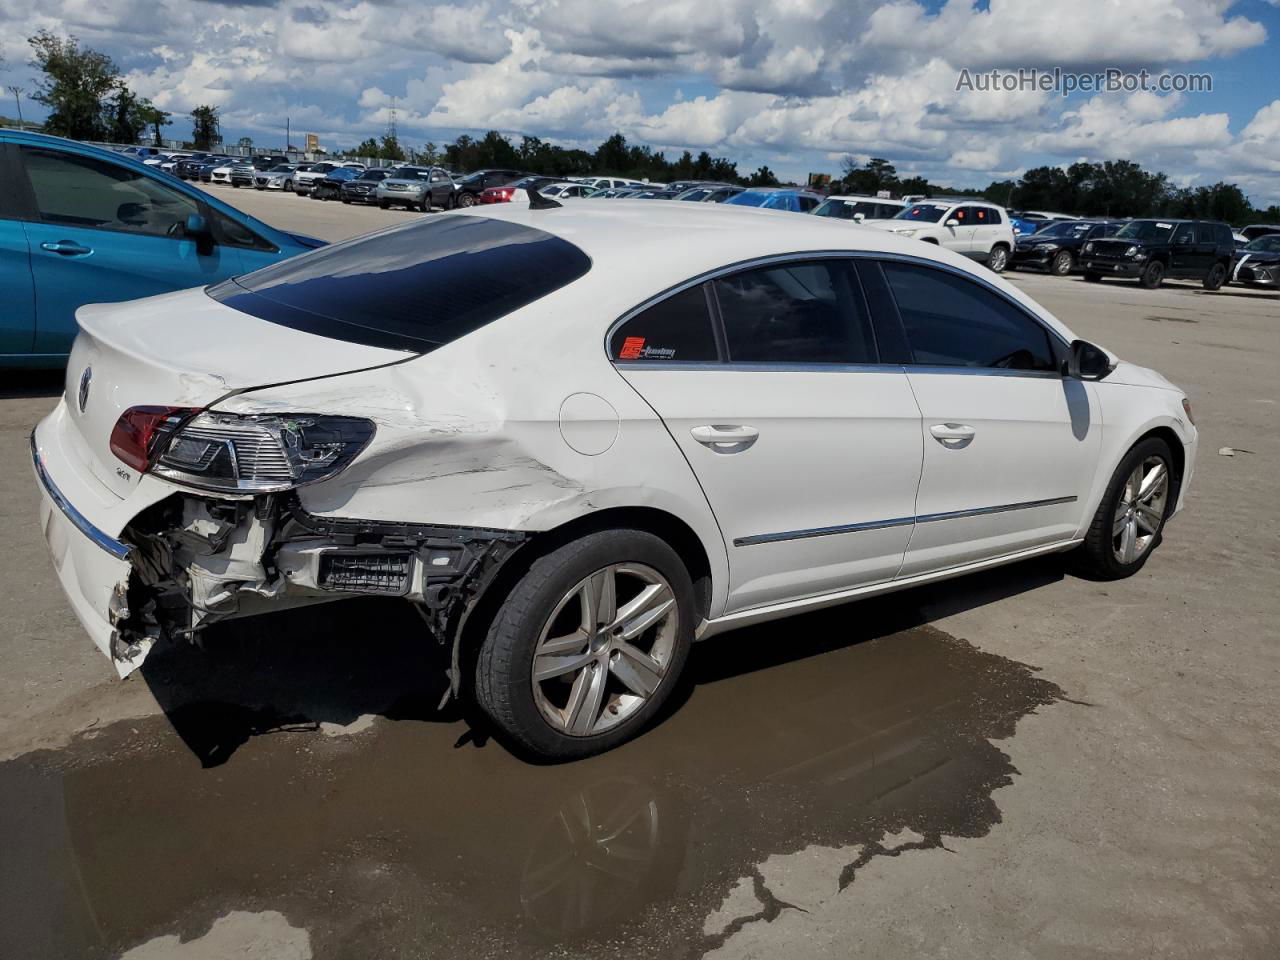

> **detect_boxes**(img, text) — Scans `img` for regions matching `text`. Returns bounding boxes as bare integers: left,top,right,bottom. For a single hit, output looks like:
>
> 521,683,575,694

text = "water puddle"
0,593,1066,958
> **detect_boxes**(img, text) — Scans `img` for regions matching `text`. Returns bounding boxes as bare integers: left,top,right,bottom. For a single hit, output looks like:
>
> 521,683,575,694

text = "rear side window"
210,216,591,353
610,285,718,362
881,261,1056,372
713,260,876,364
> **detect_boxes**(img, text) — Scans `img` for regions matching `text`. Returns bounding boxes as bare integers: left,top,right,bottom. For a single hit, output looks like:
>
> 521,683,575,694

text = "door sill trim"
696,538,1081,639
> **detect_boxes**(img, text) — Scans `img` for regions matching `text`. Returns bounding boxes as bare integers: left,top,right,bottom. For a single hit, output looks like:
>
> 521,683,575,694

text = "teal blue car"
1,131,324,367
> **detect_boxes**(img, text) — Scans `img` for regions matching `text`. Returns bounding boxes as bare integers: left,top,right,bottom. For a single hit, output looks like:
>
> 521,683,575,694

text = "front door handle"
690,424,759,453
930,423,975,448
40,240,93,257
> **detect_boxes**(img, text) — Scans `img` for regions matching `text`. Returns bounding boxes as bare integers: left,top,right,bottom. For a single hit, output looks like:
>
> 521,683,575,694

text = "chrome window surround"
733,495,1078,547
605,250,1071,374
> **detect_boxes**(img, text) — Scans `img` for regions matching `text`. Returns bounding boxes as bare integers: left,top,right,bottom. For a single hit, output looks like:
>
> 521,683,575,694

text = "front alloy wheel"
988,244,1009,273
1051,250,1074,276
1079,437,1174,579
475,529,695,760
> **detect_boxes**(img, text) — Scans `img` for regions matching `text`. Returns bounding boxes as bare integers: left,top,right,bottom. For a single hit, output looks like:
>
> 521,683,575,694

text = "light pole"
7,86,24,130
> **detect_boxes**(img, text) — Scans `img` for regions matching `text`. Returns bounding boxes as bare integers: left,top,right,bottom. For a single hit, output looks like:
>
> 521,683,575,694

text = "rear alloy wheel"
476,530,695,760
457,192,477,208
987,244,1010,273
1140,259,1165,289
1051,250,1074,276
1203,262,1227,291
1079,437,1174,579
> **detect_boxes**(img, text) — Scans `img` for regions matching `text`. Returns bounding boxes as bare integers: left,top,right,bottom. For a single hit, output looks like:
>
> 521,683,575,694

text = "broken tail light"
150,412,376,493
110,406,196,472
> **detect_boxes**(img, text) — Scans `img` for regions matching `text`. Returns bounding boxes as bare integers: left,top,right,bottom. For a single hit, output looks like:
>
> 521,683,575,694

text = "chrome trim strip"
735,515,915,546
733,495,1077,547
29,433,132,561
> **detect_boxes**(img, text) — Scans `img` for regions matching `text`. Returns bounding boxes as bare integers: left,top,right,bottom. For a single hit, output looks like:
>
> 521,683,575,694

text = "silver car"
254,164,302,191
375,166,454,211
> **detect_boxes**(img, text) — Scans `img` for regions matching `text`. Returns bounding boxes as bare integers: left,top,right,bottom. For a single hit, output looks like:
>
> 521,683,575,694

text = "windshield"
813,199,882,220
1242,226,1280,241
1115,220,1175,242
209,217,592,353
725,190,771,207
268,165,292,172
1245,235,1280,253
1036,220,1094,239
895,203,949,222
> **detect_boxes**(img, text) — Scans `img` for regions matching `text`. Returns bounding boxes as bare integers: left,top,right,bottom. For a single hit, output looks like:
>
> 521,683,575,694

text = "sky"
1,0,1279,205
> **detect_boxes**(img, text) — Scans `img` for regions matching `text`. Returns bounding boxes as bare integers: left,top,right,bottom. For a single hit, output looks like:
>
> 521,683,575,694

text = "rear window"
209,216,591,353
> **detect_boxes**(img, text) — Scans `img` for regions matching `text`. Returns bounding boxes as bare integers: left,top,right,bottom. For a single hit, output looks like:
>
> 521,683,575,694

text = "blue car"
724,187,824,213
0,130,324,367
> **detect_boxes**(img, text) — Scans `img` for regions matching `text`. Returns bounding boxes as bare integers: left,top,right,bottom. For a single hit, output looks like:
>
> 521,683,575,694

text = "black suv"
1080,219,1235,289
1010,219,1122,276
453,168,524,207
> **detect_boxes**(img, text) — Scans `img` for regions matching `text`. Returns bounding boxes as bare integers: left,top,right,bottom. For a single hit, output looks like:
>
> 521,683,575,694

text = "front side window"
610,284,718,362
881,261,1056,372
714,260,876,364
1172,223,1195,244
22,147,200,238
210,216,591,353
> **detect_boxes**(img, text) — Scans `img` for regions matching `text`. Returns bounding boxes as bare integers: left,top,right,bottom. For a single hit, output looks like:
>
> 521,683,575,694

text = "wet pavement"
0,588,1065,959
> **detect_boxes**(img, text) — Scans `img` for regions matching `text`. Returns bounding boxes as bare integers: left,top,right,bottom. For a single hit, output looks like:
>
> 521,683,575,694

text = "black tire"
341,198,351,204
1203,262,1226,291
987,243,1010,273
1084,271,1102,283
457,191,476,208
1051,250,1074,276
284,181,294,193
1139,259,1165,289
378,199,390,209
447,192,457,210
475,529,695,761
1077,436,1175,580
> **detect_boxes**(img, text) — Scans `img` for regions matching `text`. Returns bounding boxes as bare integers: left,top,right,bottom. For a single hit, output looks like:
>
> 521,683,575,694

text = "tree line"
841,156,1280,224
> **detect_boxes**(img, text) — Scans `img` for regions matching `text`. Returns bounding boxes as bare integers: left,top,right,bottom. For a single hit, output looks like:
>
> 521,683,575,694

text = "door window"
881,261,1056,372
714,260,876,364
610,284,718,362
22,147,200,238
1172,224,1195,244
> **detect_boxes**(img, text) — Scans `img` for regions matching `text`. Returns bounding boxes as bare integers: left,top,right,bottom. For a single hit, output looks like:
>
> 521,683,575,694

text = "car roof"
825,194,906,203
446,201,1074,342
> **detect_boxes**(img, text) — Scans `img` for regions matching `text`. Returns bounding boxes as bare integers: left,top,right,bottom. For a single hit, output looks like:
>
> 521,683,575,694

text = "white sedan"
31,201,1197,759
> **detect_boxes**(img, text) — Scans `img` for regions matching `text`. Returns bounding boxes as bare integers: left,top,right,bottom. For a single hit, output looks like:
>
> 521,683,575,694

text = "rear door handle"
40,240,93,257
930,423,976,447
690,424,759,453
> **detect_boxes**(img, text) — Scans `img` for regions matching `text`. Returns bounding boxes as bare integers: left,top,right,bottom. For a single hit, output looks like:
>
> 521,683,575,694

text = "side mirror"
1065,339,1113,381
183,213,214,256
853,212,865,222
945,218,960,227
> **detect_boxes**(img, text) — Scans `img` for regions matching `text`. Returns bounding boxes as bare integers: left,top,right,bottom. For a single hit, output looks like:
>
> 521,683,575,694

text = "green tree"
106,87,148,144
840,156,898,195
190,104,220,151
747,164,779,187
379,133,405,162
139,102,170,146
28,31,121,140
350,137,380,158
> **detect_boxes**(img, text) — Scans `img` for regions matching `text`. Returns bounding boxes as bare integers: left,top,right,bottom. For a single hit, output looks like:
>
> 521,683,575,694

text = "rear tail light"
150,412,376,493
109,406,196,472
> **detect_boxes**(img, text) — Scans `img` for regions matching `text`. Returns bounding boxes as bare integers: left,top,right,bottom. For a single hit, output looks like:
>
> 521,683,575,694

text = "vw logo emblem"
77,366,92,413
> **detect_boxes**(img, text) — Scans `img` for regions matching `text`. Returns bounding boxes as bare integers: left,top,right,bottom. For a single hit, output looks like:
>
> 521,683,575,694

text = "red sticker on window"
619,336,645,359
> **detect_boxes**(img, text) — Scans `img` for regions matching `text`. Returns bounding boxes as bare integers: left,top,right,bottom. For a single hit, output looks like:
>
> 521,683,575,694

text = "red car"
479,176,559,203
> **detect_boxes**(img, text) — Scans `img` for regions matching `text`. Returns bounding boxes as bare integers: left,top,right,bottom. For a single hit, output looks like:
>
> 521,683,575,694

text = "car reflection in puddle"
0,592,1066,959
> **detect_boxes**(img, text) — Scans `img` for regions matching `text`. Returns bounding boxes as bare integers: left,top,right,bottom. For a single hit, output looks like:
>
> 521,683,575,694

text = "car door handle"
40,240,93,256
691,424,759,452
930,423,976,447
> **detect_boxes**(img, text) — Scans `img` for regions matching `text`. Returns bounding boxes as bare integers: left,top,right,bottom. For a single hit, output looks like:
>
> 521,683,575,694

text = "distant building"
305,133,320,153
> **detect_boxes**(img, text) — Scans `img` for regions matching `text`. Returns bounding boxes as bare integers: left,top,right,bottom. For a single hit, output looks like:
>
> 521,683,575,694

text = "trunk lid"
65,287,410,499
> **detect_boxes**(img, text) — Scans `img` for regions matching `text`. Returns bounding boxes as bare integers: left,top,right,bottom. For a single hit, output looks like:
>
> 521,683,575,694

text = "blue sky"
2,0,1278,205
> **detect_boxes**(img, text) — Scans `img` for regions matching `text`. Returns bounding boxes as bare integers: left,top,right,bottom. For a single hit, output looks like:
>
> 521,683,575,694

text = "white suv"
874,199,1015,272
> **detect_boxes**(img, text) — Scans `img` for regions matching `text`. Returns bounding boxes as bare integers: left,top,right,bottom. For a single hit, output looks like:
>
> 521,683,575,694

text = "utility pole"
286,116,290,154
7,86,24,130
388,96,397,142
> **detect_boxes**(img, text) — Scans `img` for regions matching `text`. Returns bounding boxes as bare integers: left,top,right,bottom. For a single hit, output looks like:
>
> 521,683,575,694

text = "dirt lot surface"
2,192,1277,959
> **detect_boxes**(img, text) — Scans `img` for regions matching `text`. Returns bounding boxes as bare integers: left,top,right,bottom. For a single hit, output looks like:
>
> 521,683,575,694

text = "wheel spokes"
1138,462,1167,501
1119,517,1138,563
1136,503,1162,534
609,582,674,641
610,642,664,698
534,647,597,682
583,568,617,631
565,661,608,735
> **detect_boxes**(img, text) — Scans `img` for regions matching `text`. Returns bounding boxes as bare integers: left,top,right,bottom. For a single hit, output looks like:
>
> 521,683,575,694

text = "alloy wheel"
989,246,1008,272
1112,455,1169,564
531,563,679,737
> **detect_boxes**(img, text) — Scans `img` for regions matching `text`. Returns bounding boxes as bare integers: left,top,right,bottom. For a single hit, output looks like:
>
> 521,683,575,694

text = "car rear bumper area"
30,433,143,676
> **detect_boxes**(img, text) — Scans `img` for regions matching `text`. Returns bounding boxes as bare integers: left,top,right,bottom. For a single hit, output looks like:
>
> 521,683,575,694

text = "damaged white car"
32,199,1198,759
